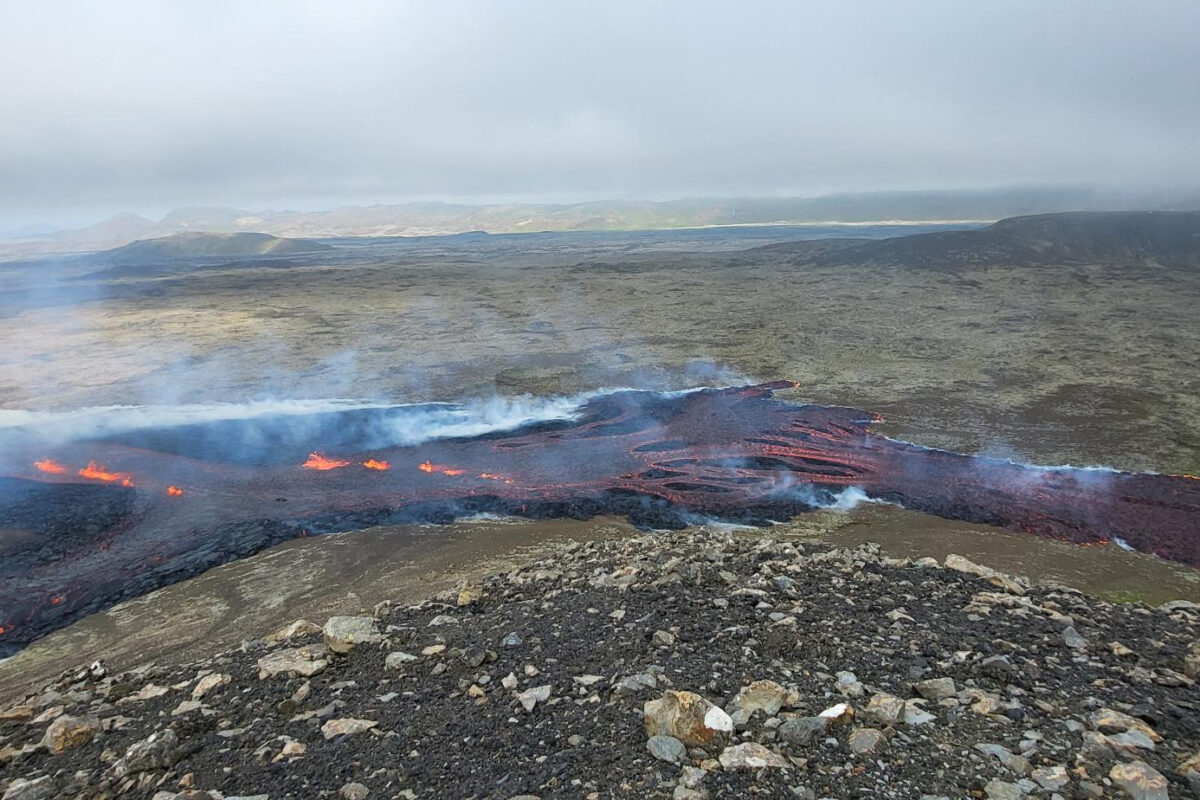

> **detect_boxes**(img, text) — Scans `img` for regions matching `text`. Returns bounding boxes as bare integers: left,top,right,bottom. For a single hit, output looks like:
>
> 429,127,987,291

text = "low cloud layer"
2,0,1198,225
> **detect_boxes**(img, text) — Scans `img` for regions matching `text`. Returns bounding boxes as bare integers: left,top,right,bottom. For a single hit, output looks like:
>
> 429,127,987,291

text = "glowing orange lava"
418,460,465,477
480,472,514,484
50,594,65,605
166,485,184,496
33,459,66,475
302,452,350,470
363,459,390,471
0,626,6,635
79,462,133,486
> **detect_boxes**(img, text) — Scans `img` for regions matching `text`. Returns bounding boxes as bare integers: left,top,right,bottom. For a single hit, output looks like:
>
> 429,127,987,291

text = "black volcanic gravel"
2,531,1199,799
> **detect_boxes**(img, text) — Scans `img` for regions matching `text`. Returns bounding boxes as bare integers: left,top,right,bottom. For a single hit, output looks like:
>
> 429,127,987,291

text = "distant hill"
10,185,1200,256
754,211,1200,268
83,232,333,278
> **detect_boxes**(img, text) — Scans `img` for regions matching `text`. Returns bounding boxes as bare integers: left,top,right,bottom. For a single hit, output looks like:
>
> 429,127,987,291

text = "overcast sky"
2,0,1198,226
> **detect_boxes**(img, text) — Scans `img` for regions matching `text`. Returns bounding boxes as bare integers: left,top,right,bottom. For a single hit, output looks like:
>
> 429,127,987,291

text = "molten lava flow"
302,452,350,470
363,459,390,471
166,485,184,496
79,461,133,487
419,460,465,476
33,458,66,475
4,381,1200,658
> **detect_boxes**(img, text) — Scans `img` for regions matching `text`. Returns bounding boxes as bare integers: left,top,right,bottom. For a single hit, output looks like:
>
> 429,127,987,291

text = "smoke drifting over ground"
1,382,1195,654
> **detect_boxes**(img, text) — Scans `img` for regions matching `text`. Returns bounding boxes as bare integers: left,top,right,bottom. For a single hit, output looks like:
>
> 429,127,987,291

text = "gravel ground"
2,529,1198,799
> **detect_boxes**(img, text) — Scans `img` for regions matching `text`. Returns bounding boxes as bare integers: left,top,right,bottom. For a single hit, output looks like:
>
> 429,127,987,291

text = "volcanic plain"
1,215,1198,703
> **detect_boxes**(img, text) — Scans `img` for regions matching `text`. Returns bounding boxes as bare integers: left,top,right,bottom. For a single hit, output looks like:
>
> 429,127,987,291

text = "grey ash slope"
752,211,1200,268
1,531,1197,799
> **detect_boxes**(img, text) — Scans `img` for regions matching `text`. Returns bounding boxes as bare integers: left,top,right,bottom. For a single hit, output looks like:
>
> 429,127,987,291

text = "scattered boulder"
778,716,829,747
1062,626,1087,649
1031,764,1070,791
862,693,904,726
644,691,733,747
191,673,230,699
646,734,686,764
1109,761,1169,800
651,630,676,647
728,680,787,720
982,779,1022,800
848,727,886,755
944,554,994,578
267,619,322,642
913,677,956,701
39,714,100,754
258,645,329,679
339,782,370,800
384,651,418,669
1092,708,1162,742
321,718,378,740
516,685,552,712
113,729,182,777
1,777,56,800
718,742,789,770
323,616,383,653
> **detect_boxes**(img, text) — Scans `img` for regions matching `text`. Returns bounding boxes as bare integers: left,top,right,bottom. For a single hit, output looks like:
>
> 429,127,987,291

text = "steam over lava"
0,382,1196,654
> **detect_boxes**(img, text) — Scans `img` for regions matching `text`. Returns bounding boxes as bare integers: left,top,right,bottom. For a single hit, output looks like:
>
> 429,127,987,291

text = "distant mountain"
83,232,333,279
8,186,1200,256
753,211,1200,268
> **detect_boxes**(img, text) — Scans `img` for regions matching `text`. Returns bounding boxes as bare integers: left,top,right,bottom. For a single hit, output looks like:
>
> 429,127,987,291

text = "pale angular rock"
384,651,418,669
651,630,676,647
258,645,329,679
982,780,1022,800
457,585,483,606
1092,708,1162,742
321,718,378,740
945,553,994,578
323,616,383,653
191,673,230,699
113,729,182,777
1032,765,1070,791
1107,641,1135,659
729,680,787,717
516,684,552,712
644,691,733,747
39,713,100,754
862,693,905,726
267,618,321,642
903,699,936,725
718,741,789,770
1,776,56,800
0,706,33,724
1109,761,1169,800
913,677,956,701
817,702,854,724
849,727,886,755
339,782,370,800
171,700,202,716
975,743,1031,775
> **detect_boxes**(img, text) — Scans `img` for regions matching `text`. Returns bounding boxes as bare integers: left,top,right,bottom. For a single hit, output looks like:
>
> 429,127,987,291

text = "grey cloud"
1,0,1198,225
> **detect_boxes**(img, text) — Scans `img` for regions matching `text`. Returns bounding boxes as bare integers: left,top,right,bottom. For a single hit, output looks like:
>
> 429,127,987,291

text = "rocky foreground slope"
1,531,1198,799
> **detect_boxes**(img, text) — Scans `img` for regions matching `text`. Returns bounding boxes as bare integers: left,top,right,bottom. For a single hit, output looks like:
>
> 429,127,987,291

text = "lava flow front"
1,381,1197,654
